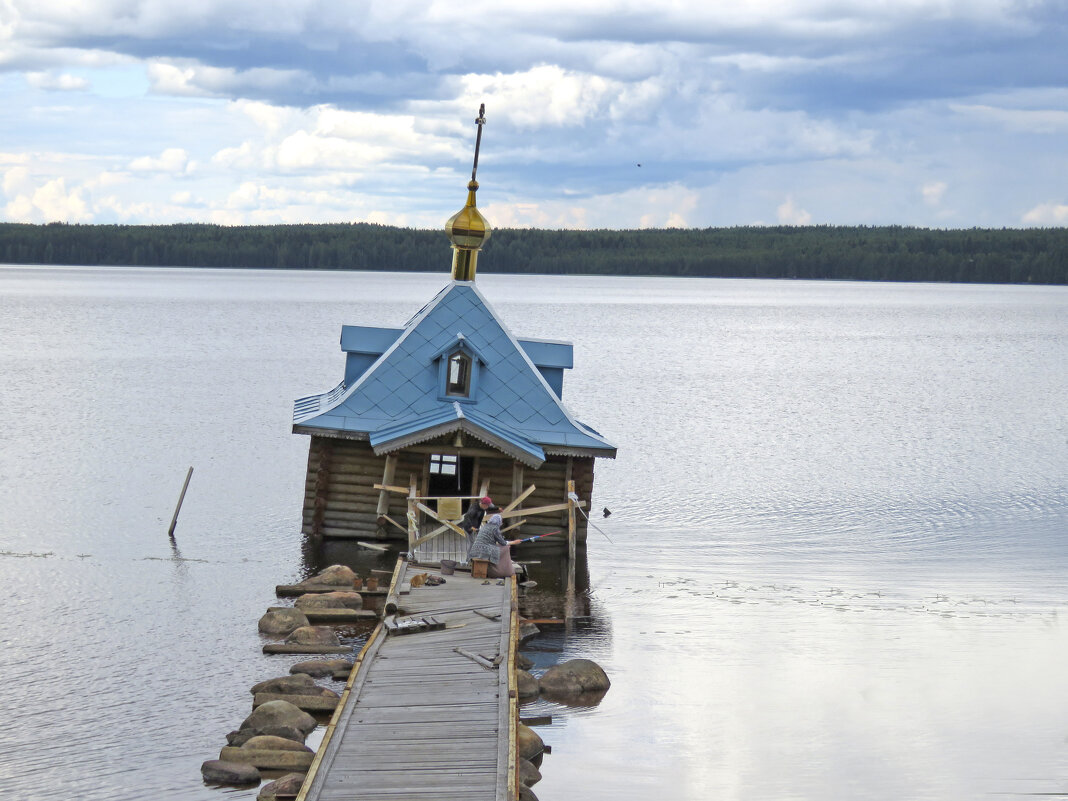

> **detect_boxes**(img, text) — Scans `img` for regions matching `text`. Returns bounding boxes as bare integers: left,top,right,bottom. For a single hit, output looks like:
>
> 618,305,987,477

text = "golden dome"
445,180,492,251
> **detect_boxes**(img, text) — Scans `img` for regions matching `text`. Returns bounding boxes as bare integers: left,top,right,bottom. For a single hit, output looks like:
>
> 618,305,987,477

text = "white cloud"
4,176,90,222
25,71,89,91
922,181,947,205
1021,202,1068,226
777,196,812,225
128,147,190,174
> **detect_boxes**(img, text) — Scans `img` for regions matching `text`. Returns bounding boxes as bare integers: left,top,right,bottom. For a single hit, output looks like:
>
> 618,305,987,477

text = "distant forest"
1,222,1066,284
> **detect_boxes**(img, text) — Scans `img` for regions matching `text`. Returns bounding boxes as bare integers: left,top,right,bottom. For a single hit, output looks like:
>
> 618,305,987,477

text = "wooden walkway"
297,558,518,801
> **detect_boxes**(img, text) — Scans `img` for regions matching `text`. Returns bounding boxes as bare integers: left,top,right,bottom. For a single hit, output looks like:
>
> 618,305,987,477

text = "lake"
0,266,1065,800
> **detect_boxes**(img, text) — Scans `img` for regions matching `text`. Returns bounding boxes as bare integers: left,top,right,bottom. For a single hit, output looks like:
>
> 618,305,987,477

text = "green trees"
0,221,1065,284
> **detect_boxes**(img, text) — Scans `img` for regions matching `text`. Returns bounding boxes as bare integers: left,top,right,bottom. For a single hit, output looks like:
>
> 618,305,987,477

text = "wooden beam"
373,483,409,494
500,518,526,533
376,514,406,533
375,454,398,516
500,499,585,518
414,502,466,536
502,483,536,514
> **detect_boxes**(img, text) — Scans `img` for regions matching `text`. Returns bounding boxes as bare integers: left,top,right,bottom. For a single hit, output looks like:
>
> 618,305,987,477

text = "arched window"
446,351,472,397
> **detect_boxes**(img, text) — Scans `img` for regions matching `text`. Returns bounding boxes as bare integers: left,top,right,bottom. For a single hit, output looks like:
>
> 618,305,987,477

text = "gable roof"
293,280,616,466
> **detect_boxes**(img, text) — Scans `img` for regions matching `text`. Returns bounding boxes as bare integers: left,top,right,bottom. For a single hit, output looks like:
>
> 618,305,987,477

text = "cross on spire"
471,103,486,183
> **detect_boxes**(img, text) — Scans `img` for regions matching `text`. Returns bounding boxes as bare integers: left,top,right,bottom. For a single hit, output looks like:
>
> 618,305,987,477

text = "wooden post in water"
565,479,577,623
168,466,193,539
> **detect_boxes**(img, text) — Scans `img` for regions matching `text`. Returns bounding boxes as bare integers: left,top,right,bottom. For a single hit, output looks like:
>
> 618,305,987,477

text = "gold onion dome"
447,105,492,281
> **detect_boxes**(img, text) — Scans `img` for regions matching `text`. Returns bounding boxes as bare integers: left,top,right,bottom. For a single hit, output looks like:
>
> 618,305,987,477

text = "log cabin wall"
301,434,595,548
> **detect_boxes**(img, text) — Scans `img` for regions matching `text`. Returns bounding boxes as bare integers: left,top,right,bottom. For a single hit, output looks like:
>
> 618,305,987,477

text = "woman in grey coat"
467,508,521,578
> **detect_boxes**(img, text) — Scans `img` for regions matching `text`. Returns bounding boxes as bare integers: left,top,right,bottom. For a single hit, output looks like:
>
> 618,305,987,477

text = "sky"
1,0,1067,230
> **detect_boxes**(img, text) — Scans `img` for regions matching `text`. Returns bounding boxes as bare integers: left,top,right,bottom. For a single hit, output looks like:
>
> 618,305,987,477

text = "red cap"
480,496,493,505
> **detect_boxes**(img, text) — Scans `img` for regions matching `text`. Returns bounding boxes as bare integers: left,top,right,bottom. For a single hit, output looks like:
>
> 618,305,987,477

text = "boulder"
303,565,357,586
285,626,341,646
290,659,353,678
240,700,317,737
516,724,544,763
515,652,534,671
516,670,539,700
519,757,542,787
519,784,540,801
295,591,363,611
201,759,260,785
257,772,306,800
538,659,611,697
251,674,337,698
258,608,309,636
518,621,540,643
227,726,305,747
241,735,313,753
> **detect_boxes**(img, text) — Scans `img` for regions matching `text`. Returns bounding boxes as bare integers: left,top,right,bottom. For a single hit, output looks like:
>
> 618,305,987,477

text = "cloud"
4,176,90,222
922,181,947,205
777,196,813,225
25,71,89,91
128,147,190,174
1021,202,1068,225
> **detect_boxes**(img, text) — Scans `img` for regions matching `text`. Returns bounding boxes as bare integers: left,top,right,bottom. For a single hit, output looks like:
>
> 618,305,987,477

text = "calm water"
0,266,1065,800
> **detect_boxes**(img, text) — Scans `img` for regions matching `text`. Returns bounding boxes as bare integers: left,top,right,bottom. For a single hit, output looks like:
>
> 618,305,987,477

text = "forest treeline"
1,221,1066,284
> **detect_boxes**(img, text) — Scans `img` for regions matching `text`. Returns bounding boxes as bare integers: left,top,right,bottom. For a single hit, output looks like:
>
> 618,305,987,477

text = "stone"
240,700,317,737
290,659,353,678
538,658,611,696
251,674,338,698
227,726,305,747
285,626,341,646
519,784,540,801
516,724,544,762
257,772,307,800
304,565,357,586
201,759,260,785
241,735,313,753
258,608,309,636
516,669,539,700
294,591,363,611
518,621,540,642
519,757,542,787
515,652,534,671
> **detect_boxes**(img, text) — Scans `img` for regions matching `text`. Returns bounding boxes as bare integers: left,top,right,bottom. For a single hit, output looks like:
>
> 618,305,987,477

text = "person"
460,495,493,537
467,506,521,578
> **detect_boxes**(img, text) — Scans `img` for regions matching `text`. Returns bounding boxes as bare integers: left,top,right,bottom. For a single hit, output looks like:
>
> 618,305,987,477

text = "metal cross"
471,103,486,183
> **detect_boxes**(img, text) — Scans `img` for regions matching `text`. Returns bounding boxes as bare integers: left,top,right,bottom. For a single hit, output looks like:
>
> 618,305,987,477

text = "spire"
445,104,492,281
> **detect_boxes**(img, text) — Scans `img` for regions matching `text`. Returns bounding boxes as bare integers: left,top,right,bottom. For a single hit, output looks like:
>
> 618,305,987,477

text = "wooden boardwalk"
298,558,518,801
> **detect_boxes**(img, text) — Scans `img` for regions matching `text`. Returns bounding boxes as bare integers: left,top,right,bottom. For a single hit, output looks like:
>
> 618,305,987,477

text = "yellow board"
437,497,463,521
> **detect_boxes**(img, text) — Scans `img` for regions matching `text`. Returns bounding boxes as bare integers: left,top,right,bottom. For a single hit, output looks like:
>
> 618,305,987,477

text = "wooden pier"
297,558,519,801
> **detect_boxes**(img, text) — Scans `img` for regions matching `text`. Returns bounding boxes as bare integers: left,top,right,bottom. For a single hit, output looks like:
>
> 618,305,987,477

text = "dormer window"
446,351,472,397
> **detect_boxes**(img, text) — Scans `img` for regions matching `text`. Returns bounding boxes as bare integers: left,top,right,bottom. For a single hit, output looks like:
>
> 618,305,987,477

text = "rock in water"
227,726,305,746
515,652,534,670
289,659,353,678
201,759,260,785
258,772,307,800
258,608,309,635
304,565,357,586
295,591,363,610
519,757,542,787
240,700,317,737
251,674,338,698
516,723,544,762
285,626,341,646
516,669,539,700
241,735,313,753
538,658,611,695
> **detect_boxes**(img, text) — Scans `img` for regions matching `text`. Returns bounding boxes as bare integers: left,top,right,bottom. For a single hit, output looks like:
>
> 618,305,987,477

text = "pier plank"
297,558,517,801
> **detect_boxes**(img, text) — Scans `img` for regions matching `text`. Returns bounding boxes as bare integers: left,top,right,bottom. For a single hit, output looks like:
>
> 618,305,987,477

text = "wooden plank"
373,483,408,494
500,499,585,518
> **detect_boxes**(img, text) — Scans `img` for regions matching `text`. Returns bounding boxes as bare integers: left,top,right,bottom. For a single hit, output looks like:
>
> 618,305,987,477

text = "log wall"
299,435,596,548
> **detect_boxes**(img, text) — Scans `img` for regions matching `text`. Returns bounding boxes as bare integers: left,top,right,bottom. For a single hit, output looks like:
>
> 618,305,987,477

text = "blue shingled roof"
293,280,616,466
